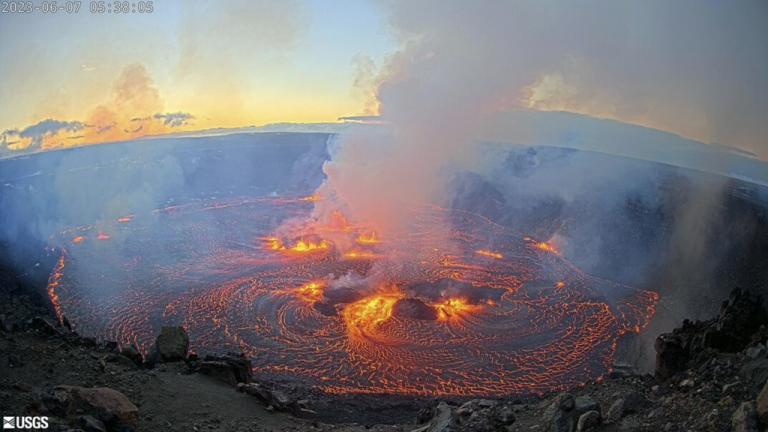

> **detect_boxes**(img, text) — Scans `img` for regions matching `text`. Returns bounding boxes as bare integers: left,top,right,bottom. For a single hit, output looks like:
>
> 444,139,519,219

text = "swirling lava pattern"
47,196,658,397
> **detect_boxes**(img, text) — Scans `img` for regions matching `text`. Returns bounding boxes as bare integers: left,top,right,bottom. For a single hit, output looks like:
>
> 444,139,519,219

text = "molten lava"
343,250,379,260
356,232,380,245
263,237,329,253
299,194,322,202
533,241,559,254
475,249,503,259
434,297,482,320
296,281,325,303
46,195,659,397
290,239,329,253
343,291,403,340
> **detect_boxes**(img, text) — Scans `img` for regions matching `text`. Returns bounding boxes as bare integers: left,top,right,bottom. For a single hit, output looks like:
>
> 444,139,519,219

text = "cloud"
1,119,84,151
153,112,195,127
1,64,198,155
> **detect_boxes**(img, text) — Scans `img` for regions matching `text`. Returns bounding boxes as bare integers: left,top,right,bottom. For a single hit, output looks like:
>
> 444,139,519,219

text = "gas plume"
307,0,767,272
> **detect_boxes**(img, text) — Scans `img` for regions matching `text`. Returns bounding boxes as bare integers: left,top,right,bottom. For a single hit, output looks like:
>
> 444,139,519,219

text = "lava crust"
46,195,658,397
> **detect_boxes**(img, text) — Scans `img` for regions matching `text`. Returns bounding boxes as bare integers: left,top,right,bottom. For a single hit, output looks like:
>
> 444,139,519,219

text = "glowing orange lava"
46,255,66,324
343,250,378,260
534,241,559,254
343,291,403,340
263,237,329,253
356,232,380,245
434,297,482,320
475,249,503,259
48,195,660,397
290,239,329,253
296,281,325,303
116,215,133,223
72,236,85,244
299,194,322,202
96,232,110,241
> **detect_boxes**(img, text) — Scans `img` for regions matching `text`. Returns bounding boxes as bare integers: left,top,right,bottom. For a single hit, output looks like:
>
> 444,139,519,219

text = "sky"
0,0,766,158
0,0,393,151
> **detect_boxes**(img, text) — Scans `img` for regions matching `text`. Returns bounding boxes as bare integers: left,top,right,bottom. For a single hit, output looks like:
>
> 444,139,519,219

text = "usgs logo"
2,416,49,430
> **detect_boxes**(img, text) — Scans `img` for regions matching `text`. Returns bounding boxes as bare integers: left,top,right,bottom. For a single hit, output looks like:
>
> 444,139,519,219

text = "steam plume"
311,0,767,253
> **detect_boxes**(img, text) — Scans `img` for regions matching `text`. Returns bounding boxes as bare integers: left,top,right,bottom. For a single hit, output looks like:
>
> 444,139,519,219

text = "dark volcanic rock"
77,414,107,432
154,326,189,362
731,401,760,432
576,410,600,432
545,393,600,432
44,385,139,428
741,358,768,392
393,298,438,321
119,344,143,365
655,288,767,380
414,399,515,432
706,289,766,352
30,315,61,335
237,382,297,412
605,391,648,423
198,352,251,386
757,380,768,423
654,333,687,380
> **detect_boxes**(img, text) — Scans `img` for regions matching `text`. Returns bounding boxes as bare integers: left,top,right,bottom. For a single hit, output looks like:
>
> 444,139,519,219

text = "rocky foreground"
2,282,768,431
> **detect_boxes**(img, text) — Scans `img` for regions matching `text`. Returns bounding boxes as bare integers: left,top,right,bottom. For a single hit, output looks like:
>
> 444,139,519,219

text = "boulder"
546,393,599,432
102,353,137,369
119,344,143,365
412,399,515,432
654,333,687,380
731,401,759,432
154,326,188,362
576,410,601,432
45,385,138,428
199,361,239,386
412,402,452,432
605,391,648,423
238,382,295,412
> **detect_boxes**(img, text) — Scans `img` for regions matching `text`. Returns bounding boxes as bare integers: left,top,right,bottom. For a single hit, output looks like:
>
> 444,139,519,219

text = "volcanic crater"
46,192,658,397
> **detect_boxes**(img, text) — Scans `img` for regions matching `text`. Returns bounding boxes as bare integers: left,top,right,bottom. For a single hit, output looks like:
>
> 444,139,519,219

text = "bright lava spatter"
46,195,658,397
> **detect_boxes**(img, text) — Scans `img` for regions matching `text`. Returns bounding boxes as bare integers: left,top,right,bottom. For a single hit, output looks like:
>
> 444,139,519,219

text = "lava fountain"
46,194,658,397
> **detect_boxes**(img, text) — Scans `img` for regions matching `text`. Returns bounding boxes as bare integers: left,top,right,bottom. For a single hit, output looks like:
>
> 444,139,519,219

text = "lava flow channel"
46,195,658,397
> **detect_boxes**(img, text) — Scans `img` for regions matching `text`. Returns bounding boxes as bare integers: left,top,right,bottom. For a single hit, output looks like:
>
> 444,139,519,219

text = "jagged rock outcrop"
655,289,766,380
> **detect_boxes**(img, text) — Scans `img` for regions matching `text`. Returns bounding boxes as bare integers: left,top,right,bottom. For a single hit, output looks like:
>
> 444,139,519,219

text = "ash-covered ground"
1,131,768,431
